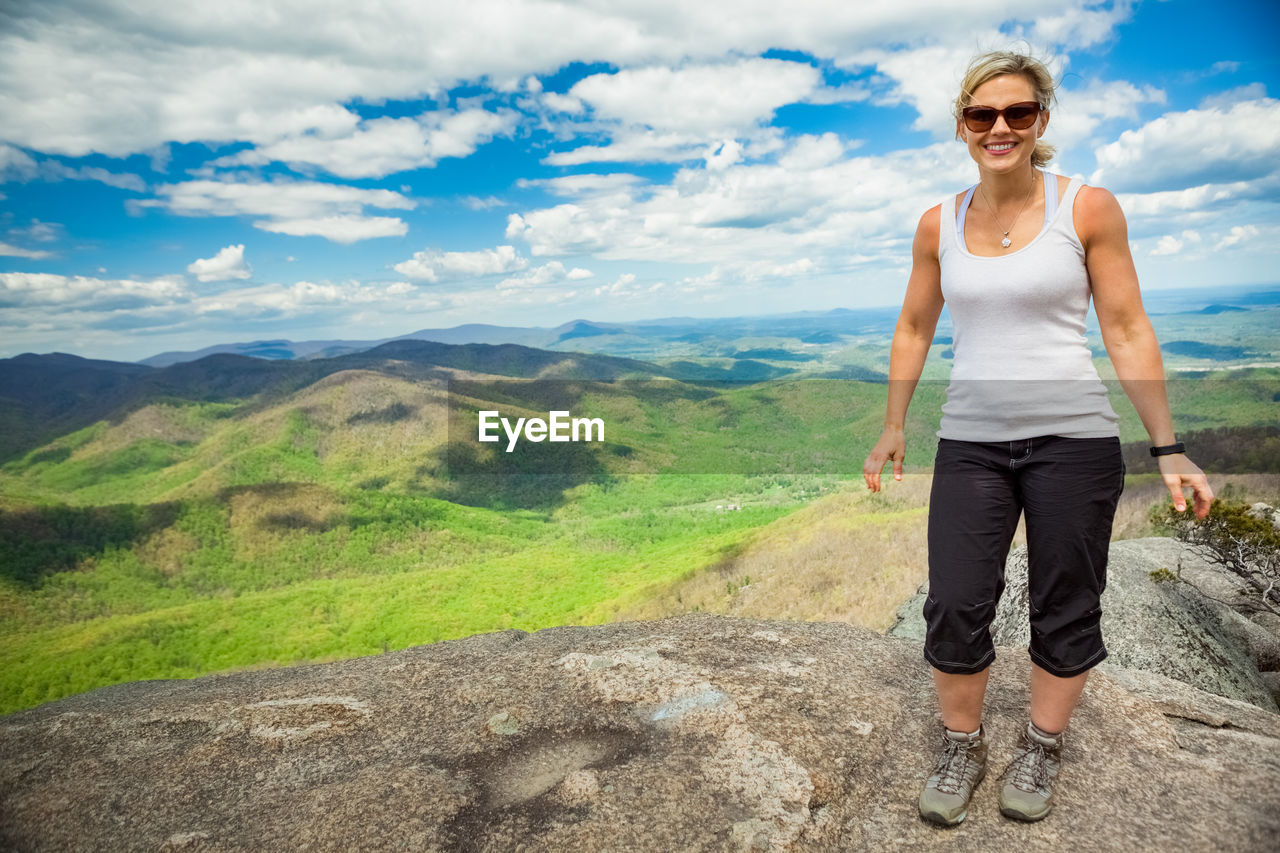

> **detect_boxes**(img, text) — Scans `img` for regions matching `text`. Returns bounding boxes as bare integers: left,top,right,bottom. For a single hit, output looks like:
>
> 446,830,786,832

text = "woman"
861,50,1213,827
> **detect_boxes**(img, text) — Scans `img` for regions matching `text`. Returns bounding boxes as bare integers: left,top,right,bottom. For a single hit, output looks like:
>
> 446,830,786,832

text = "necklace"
978,170,1037,249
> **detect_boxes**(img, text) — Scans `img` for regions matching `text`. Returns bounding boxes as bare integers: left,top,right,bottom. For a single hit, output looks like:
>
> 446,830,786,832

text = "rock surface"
891,538,1280,711
3,613,1278,852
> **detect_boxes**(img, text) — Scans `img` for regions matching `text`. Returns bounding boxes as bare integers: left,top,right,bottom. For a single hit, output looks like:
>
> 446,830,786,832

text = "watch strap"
1149,442,1186,457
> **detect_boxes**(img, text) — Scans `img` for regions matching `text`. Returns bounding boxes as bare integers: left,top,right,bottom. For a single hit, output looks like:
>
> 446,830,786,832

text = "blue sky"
1,0,1277,361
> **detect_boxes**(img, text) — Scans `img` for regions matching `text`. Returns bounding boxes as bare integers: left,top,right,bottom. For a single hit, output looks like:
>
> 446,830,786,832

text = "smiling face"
957,73,1049,176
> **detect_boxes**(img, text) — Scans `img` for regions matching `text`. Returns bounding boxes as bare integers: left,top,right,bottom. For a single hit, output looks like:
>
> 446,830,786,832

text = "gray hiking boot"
919,725,987,826
998,721,1063,822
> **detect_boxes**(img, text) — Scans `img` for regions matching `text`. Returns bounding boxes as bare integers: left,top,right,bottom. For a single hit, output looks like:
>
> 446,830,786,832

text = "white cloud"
570,59,820,134
193,280,385,315
1114,180,1264,218
594,273,637,297
1049,79,1166,155
187,244,252,282
461,195,507,210
497,261,578,290
1150,230,1201,257
0,143,144,190
1028,1,1133,48
1,2,1123,160
542,92,584,114
393,245,528,281
566,267,593,280
1092,98,1280,192
517,173,643,196
131,178,415,243
1199,83,1269,111
213,108,517,179
544,59,820,165
0,273,188,308
1215,225,1259,250
255,216,408,243
0,144,39,181
0,241,53,260
509,135,970,267
9,220,63,244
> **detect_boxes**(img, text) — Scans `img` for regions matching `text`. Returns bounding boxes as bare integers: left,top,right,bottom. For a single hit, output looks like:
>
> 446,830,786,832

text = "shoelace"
933,737,978,795
1006,740,1052,793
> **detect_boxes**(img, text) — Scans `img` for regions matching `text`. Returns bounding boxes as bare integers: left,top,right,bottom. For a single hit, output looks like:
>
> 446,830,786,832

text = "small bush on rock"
1151,499,1280,616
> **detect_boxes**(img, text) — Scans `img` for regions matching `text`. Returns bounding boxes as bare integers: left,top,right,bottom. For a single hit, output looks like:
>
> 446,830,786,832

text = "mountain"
134,308,909,368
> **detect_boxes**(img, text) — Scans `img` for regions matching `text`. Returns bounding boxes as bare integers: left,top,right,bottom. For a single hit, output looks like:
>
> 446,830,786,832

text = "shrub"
1151,499,1280,615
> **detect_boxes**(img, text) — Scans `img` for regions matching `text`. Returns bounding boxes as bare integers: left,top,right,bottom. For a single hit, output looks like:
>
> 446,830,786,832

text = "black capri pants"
924,435,1124,678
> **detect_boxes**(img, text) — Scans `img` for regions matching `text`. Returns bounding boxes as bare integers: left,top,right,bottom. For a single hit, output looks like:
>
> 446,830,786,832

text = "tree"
1152,499,1280,617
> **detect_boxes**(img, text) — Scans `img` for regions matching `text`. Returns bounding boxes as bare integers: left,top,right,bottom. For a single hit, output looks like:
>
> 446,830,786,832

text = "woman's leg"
934,667,991,733
1029,665,1088,733
997,435,1124,822
919,439,1019,826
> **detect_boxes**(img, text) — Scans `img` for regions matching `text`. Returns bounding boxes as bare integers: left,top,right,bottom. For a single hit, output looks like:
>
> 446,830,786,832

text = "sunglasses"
960,101,1043,133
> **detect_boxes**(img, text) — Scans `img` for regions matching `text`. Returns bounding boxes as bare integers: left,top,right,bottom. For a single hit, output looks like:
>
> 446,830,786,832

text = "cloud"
0,241,53,260
1199,83,1269,111
497,261,581,291
255,216,408,243
517,173,643,196
193,280,386,315
213,108,518,179
509,134,971,267
1150,230,1201,256
393,245,528,281
461,195,507,210
542,59,819,165
1049,79,1166,156
131,178,415,243
0,272,188,309
1091,98,1280,192
1215,225,1259,250
0,144,145,190
0,144,39,181
570,59,820,134
9,219,64,244
1,2,1129,160
187,244,252,282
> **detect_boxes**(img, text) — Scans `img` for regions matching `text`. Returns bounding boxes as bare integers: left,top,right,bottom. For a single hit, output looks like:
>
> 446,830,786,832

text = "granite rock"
3,614,1278,852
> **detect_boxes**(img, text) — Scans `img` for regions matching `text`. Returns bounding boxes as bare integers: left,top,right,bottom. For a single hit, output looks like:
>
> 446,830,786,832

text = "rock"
1247,502,1280,532
2,614,1278,852
892,538,1279,711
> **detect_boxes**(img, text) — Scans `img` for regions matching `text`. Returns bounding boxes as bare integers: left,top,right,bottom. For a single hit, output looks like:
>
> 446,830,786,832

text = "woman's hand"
863,426,906,492
1158,453,1214,519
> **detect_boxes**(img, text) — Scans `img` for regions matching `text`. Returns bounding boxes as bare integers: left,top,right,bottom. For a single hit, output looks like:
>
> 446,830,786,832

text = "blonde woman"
862,50,1213,826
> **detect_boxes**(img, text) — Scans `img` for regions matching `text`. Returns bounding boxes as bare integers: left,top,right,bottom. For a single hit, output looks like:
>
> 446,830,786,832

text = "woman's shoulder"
1069,180,1127,246
914,202,944,247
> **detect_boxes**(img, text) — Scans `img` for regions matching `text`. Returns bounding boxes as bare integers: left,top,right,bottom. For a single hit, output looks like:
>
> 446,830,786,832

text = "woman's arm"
1078,186,1214,518
863,205,945,492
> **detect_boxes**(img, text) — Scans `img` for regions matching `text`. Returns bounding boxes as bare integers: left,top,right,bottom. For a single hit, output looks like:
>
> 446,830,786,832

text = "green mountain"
2,329,1278,717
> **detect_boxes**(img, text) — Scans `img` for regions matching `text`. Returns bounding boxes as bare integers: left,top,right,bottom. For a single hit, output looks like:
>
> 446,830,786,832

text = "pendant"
1001,236,1012,248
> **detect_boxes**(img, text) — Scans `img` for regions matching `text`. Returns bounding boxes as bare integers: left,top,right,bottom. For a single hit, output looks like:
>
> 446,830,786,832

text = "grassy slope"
2,363,1278,714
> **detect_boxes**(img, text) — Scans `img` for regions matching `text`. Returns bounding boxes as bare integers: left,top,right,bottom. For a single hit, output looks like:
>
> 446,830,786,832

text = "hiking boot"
998,721,1063,822
919,725,987,826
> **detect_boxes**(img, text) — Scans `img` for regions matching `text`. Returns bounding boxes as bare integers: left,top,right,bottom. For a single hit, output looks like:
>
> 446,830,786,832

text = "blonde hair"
955,50,1058,167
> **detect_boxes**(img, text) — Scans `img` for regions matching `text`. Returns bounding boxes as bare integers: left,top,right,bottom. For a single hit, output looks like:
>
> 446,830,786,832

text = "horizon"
2,1,1278,361
4,277,1278,365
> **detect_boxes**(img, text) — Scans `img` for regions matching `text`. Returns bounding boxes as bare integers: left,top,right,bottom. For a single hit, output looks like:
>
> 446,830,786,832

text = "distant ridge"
135,308,905,368
0,340,735,463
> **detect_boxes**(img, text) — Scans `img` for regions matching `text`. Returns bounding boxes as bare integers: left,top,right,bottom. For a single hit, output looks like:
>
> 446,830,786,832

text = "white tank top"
936,171,1120,441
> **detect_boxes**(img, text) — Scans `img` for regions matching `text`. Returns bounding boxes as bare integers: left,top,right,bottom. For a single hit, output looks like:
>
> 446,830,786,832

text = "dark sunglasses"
960,101,1042,132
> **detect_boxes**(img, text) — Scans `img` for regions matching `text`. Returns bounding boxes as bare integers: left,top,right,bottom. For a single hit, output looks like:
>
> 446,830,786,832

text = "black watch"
1149,442,1186,457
